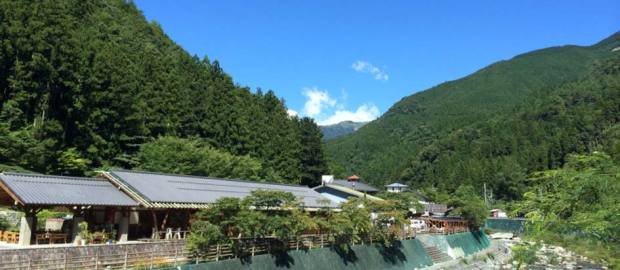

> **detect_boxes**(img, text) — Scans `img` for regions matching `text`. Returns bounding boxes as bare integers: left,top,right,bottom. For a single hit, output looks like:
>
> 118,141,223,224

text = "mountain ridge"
325,31,620,185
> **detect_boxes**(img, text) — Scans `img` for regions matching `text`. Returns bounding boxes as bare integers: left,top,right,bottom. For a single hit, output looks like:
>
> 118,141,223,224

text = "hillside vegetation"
0,0,327,185
403,54,620,200
326,32,620,199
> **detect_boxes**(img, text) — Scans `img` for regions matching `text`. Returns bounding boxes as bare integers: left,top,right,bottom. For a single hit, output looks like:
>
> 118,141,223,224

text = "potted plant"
108,229,117,244
78,221,90,245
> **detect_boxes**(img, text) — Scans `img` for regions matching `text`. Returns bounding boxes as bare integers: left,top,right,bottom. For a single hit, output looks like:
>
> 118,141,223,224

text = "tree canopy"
0,0,327,184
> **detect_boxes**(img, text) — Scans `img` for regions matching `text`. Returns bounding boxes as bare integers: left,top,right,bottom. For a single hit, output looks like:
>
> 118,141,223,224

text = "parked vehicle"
410,219,427,230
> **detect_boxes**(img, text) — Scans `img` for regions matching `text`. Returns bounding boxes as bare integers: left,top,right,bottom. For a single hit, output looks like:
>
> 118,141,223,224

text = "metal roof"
314,184,384,202
331,180,379,193
422,202,448,214
385,183,408,188
103,170,336,209
0,172,138,207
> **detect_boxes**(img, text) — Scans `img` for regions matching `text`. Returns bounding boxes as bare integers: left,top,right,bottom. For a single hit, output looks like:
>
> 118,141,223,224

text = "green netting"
485,218,526,234
165,239,433,270
445,231,490,256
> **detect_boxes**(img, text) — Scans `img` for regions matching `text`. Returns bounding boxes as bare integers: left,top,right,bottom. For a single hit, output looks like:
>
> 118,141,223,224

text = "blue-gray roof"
331,180,379,193
0,172,138,206
385,183,408,188
105,170,336,209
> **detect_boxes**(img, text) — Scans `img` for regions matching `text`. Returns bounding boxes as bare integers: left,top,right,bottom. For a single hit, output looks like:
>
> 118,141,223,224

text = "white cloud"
286,109,298,117
295,87,380,125
317,104,380,125
351,60,389,81
302,87,337,117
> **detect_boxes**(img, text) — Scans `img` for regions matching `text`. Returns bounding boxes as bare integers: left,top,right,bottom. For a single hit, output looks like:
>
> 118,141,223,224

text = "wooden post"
160,209,170,231
151,211,159,239
215,244,220,261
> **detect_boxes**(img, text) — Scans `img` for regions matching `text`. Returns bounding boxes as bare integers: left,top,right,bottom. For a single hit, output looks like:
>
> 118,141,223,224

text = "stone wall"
0,240,188,269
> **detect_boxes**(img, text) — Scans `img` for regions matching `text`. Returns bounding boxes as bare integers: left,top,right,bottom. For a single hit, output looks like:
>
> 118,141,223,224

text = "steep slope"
320,121,367,140
325,32,620,185
402,54,620,200
0,0,327,183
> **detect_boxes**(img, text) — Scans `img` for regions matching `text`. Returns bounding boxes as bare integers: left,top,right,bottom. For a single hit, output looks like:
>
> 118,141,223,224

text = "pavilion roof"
0,172,138,207
102,170,337,209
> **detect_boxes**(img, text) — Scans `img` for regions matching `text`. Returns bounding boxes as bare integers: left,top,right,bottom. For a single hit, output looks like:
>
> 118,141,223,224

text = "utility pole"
483,183,488,207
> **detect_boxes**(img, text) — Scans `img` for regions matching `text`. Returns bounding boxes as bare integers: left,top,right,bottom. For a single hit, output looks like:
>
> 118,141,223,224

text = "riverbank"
423,235,608,270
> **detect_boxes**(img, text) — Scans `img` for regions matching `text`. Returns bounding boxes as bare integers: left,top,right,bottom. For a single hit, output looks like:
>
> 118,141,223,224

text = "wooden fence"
0,230,420,270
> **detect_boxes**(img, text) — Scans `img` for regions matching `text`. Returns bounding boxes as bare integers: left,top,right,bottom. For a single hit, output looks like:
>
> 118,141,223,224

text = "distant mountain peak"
320,121,367,140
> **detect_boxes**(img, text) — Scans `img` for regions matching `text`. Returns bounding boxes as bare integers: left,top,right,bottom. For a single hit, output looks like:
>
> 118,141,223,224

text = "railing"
0,230,20,244
0,231,418,270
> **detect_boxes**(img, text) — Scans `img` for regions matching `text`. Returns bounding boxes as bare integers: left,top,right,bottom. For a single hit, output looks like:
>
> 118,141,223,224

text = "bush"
0,216,10,231
512,242,540,269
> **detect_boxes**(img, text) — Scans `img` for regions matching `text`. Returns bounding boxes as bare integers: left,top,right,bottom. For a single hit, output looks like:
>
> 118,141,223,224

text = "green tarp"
168,239,433,270
485,218,526,235
159,232,490,270
445,230,490,256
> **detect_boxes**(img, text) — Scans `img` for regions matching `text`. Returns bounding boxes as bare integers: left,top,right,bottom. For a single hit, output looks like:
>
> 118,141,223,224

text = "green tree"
297,117,328,187
447,185,488,228
56,148,91,176
136,136,270,181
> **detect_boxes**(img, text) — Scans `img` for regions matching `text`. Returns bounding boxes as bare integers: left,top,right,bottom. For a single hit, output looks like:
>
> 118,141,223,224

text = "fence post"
251,243,255,257
173,243,178,266
215,244,220,261
123,246,128,270
94,246,99,270
149,246,154,270
64,247,68,270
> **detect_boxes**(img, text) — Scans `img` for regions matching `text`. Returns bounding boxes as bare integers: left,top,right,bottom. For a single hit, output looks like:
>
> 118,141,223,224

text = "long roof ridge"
1,171,105,182
109,169,312,189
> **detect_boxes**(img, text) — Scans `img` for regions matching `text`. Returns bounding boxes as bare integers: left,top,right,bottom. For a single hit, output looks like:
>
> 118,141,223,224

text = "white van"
410,219,427,231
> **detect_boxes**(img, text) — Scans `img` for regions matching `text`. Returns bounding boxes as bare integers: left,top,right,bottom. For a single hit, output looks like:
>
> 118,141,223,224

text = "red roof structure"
347,175,360,182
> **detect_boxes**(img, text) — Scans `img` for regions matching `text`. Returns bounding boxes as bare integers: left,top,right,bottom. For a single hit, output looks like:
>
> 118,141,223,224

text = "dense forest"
401,54,620,201
0,0,327,186
326,32,620,200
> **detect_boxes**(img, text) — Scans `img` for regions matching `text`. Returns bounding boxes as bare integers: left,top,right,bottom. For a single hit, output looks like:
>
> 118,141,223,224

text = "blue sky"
134,0,620,125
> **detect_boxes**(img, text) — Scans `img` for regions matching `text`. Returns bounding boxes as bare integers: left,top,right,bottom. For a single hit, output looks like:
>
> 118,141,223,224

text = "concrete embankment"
164,231,490,270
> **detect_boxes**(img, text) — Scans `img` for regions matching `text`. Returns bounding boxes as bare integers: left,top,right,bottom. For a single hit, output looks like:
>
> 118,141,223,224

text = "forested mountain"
325,33,620,197
0,0,327,185
320,121,366,140
402,54,620,201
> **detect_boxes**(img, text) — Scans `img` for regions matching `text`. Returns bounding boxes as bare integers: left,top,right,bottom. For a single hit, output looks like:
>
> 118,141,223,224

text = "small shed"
385,183,409,193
